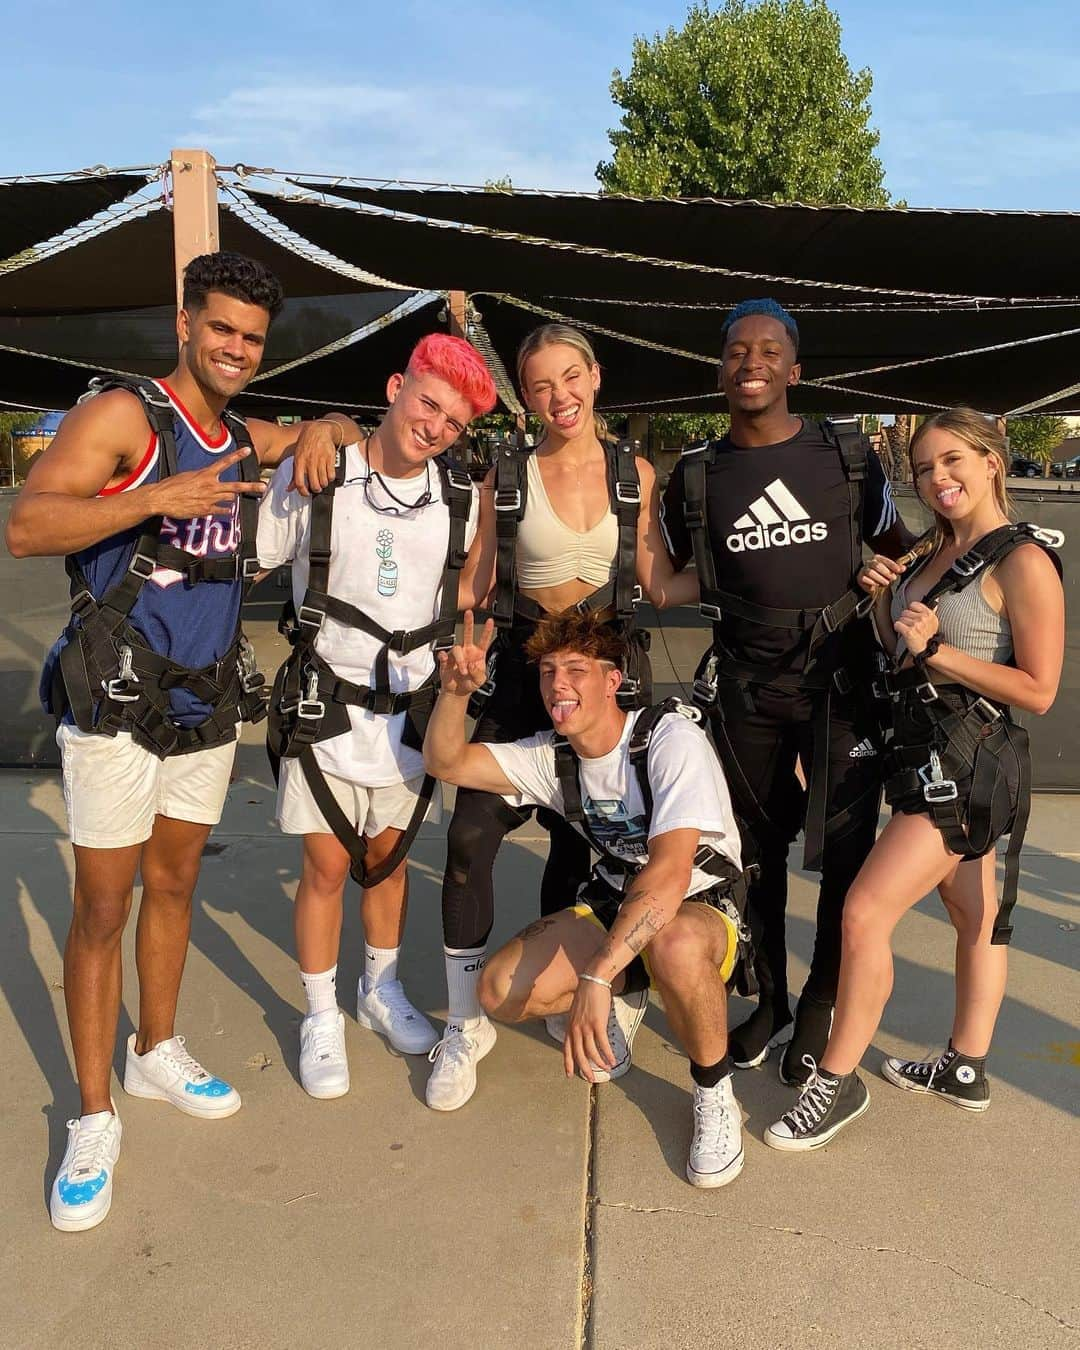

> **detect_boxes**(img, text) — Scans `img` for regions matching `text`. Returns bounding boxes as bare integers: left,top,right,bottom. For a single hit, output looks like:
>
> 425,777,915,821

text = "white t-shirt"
258,444,478,786
487,707,742,896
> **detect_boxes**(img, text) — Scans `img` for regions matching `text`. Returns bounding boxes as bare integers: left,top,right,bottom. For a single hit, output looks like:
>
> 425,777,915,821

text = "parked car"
1010,456,1044,477
1050,454,1080,479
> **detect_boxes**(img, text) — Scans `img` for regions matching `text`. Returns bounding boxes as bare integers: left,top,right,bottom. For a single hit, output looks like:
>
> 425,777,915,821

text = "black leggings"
441,633,592,950
707,682,882,1006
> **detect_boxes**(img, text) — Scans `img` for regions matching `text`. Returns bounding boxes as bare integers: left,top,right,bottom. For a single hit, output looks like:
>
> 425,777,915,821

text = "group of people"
6,252,1064,1233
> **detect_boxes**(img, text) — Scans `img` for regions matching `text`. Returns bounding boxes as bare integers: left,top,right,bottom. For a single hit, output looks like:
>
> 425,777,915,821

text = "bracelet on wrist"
578,973,613,992
915,635,942,666
317,417,343,448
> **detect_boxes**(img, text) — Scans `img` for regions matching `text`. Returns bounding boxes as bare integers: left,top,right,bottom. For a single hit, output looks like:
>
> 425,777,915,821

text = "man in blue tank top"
661,299,914,1090
5,252,342,1232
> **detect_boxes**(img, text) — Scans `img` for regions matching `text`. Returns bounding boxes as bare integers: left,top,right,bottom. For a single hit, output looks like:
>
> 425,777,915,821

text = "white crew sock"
363,944,399,994
300,965,338,1017
444,945,486,1028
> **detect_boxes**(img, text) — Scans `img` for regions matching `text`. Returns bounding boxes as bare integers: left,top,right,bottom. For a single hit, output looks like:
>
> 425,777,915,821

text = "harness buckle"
297,604,326,632
494,487,522,513
103,645,141,703
128,552,156,580
297,671,325,722
970,697,1002,724
447,466,473,492
618,677,640,699
70,589,96,620
433,631,456,652
855,592,875,618
916,681,939,703
614,481,641,506
951,552,984,579
699,603,723,621
1031,526,1064,548
631,583,644,606
237,639,265,694
821,604,840,633
833,668,853,695
242,557,261,581
919,751,958,804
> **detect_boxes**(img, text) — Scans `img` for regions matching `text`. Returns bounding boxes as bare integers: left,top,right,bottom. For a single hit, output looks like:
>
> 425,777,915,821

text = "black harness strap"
270,449,473,888
55,376,265,757
876,523,1063,943
490,442,643,628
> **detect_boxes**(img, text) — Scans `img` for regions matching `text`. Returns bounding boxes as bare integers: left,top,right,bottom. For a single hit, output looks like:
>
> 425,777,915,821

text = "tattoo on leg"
518,917,557,943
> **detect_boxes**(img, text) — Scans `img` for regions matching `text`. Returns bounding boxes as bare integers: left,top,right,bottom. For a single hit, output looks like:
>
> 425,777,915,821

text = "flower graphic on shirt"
375,528,398,596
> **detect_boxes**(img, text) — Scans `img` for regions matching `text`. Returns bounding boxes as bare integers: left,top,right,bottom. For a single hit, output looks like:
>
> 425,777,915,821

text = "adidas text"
726,520,828,552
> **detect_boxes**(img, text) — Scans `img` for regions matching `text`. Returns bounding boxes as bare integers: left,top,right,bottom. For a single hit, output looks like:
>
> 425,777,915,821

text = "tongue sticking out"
550,702,576,727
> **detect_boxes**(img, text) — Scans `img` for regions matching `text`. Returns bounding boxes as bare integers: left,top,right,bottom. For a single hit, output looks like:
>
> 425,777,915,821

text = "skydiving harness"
484,441,649,710
682,417,876,869
267,448,473,888
51,376,266,759
552,697,757,995
872,522,1064,946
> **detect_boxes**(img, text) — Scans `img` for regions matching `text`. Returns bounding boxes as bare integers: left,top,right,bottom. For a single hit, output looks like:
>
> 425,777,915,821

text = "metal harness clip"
919,750,959,804
494,487,522,513
103,645,141,703
297,670,325,721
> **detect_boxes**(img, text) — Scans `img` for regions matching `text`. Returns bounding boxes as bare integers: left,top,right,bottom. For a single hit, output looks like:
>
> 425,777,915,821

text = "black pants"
441,632,592,950
706,681,882,1007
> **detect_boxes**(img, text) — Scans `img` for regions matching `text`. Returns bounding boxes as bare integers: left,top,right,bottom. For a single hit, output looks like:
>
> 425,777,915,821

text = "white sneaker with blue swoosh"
50,1107,122,1232
123,1034,241,1118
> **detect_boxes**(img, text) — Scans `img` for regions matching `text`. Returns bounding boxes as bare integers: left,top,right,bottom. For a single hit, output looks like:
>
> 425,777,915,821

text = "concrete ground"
1,733,1077,1349
0,593,1077,1349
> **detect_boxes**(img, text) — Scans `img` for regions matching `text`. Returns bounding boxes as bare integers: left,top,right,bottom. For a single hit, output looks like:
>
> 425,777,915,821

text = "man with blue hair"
661,298,914,1086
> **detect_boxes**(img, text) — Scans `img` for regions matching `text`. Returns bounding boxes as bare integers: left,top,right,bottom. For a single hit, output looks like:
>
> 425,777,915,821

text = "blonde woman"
765,408,1064,1150
427,323,698,1111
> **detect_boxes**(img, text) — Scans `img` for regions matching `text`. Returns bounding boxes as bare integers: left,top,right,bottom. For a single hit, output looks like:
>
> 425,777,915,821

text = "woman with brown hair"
427,322,699,1111
764,407,1064,1150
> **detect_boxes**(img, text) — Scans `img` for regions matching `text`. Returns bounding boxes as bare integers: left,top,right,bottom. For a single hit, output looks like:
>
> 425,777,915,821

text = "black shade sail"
0,174,149,262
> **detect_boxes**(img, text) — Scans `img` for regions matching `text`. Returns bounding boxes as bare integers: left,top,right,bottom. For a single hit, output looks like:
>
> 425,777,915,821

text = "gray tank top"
892,560,1013,664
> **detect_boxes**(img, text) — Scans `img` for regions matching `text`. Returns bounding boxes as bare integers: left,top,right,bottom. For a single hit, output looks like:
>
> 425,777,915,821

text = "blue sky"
5,0,1080,209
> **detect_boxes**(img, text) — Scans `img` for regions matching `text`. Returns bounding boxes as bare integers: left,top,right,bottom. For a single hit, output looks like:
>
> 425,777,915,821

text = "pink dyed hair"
406,333,497,418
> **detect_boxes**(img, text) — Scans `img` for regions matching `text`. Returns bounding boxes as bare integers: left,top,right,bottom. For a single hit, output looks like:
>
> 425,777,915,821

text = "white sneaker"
356,979,439,1055
686,1076,745,1188
581,988,649,1083
50,1108,122,1232
544,1013,568,1044
425,1018,497,1111
123,1034,241,1118
299,1009,349,1099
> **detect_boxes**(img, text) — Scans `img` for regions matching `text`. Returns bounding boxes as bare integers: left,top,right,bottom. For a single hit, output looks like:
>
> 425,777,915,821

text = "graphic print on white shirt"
487,709,741,897
257,443,478,786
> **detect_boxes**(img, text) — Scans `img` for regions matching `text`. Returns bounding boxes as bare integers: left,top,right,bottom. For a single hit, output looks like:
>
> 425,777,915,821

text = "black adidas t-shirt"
661,420,897,670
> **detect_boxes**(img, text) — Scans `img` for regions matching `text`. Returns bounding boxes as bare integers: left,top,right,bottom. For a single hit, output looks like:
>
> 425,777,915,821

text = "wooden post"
171,148,219,314
447,290,467,340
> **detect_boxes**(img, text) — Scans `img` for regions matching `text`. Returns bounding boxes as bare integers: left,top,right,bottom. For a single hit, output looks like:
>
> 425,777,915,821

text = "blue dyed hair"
721,298,799,355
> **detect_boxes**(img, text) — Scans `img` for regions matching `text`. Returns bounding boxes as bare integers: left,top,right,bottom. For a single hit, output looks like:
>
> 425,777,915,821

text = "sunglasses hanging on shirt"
344,446,434,516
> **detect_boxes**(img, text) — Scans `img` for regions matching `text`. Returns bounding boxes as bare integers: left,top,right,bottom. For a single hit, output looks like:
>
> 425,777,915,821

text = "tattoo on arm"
621,904,667,956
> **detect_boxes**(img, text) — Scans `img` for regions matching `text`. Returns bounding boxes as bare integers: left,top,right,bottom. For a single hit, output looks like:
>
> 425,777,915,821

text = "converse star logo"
955,1064,977,1085
849,738,878,759
726,479,828,553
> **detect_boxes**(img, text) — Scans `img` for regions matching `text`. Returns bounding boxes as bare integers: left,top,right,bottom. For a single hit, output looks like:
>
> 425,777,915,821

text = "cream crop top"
515,453,620,589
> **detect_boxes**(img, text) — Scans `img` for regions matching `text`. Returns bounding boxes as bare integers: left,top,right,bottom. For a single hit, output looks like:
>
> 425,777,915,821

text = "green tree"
598,0,888,205
652,411,730,446
1006,415,1068,474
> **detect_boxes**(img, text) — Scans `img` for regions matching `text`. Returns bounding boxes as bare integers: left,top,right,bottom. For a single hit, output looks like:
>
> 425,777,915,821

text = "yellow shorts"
571,896,738,988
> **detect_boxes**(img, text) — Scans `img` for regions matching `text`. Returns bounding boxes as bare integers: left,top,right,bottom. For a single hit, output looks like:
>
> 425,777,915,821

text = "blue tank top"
44,380,246,729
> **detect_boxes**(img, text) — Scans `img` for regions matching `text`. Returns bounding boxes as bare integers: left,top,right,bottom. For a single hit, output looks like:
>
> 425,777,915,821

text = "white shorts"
57,724,237,849
276,758,441,838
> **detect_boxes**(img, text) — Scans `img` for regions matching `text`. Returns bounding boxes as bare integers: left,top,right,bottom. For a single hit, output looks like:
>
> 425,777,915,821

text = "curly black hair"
182,252,285,321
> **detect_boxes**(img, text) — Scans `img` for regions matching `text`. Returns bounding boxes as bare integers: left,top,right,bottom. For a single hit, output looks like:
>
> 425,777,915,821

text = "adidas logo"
726,478,828,553
848,738,878,759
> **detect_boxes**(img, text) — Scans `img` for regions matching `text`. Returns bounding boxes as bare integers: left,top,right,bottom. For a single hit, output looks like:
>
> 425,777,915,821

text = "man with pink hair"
258,334,497,1098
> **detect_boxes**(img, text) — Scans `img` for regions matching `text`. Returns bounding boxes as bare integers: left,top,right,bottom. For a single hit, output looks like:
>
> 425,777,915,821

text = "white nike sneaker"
581,988,649,1083
686,1076,745,1188
544,1013,568,1044
50,1108,122,1232
425,1018,497,1112
123,1034,241,1118
356,978,439,1055
299,1009,349,1099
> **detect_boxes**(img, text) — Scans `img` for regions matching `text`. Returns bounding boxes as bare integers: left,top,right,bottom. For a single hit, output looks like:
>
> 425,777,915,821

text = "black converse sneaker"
764,1059,870,1151
778,994,834,1087
881,1043,990,1111
729,1003,793,1069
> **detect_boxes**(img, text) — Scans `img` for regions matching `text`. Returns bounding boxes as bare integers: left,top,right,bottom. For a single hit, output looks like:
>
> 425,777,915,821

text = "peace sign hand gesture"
438,611,496,698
